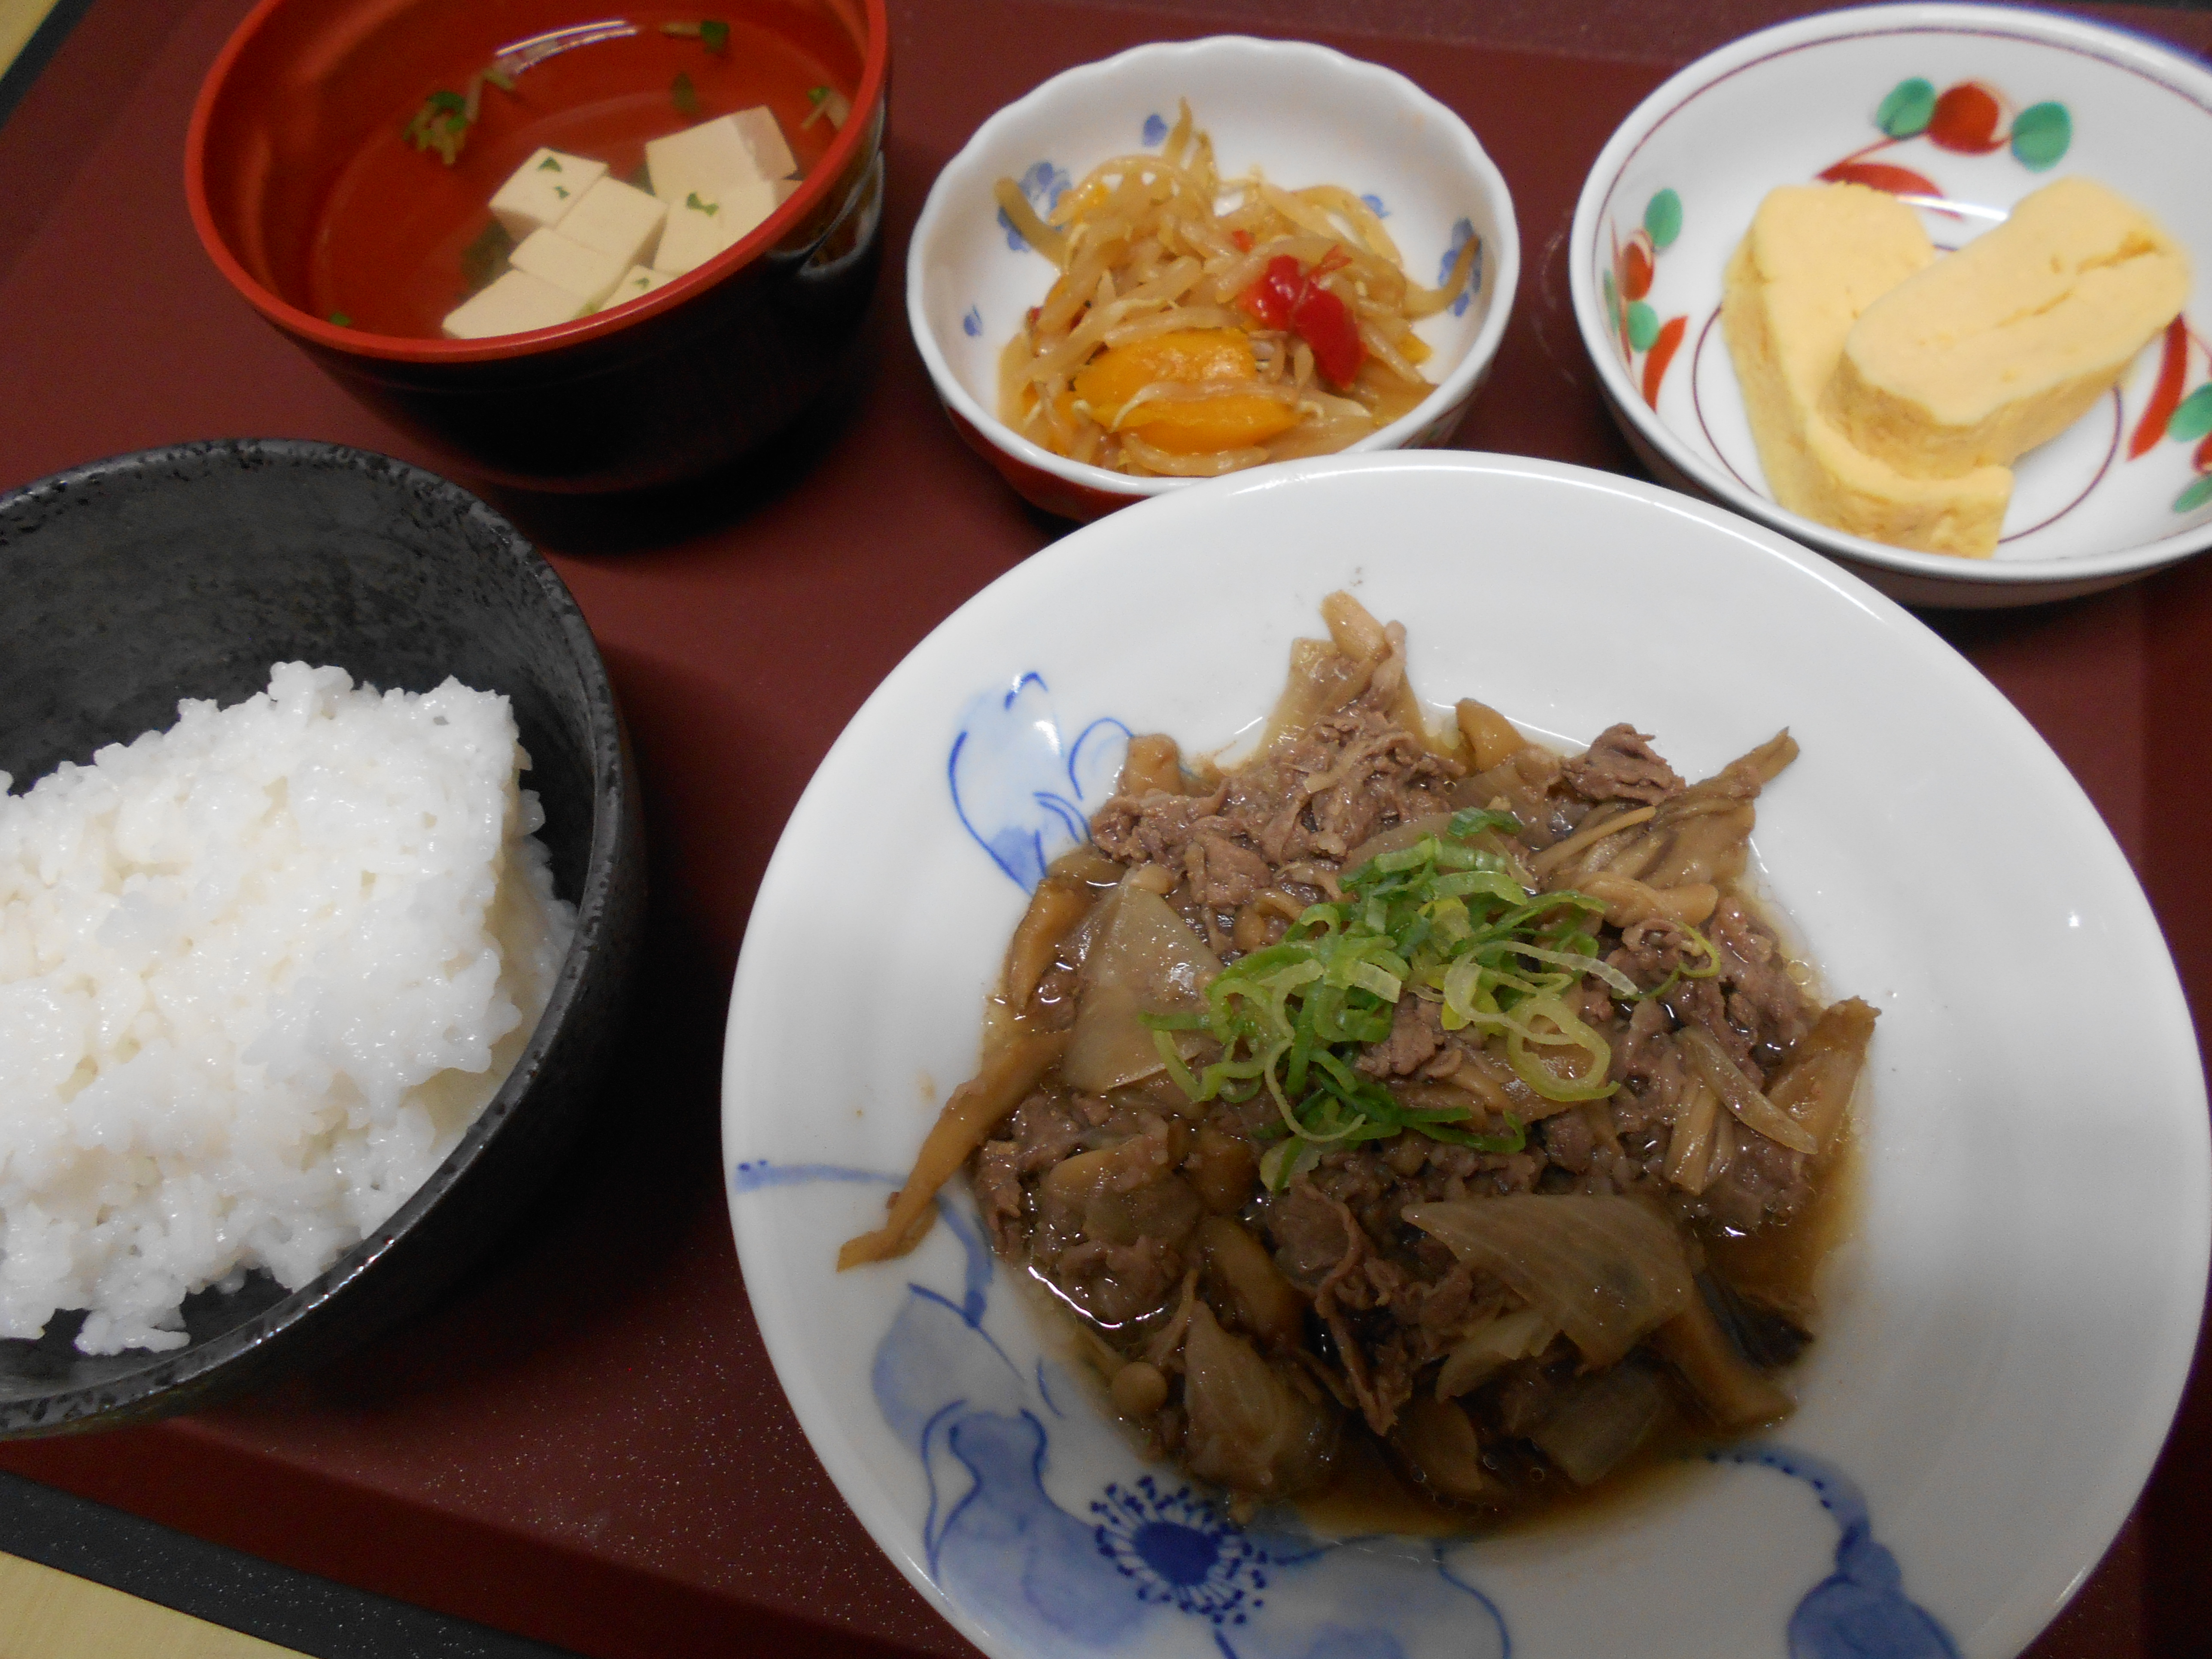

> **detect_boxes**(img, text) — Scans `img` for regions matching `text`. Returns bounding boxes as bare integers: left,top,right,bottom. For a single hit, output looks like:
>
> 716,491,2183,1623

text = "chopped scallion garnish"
662,18,730,50
1143,814,1632,1189
404,61,519,165
403,89,471,164
801,84,851,131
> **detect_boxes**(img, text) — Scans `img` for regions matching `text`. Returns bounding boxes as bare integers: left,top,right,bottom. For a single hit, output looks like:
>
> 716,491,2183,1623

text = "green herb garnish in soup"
337,22,849,340
660,18,731,52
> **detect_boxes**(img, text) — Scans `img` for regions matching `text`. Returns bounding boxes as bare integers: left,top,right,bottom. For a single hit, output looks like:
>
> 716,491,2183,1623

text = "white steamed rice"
0,663,577,1354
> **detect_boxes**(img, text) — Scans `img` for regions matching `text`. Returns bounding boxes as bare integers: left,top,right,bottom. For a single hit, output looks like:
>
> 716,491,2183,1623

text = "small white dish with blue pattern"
907,36,1519,516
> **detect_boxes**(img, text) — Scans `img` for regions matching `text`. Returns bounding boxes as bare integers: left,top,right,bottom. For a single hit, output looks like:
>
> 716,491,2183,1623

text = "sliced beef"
1703,1133,1810,1232
1708,896,1813,1054
1541,1109,1595,1175
1608,1000,1687,1139
1562,725,1686,805
1335,1322,1417,1436
1359,996,1443,1079
1215,706,1461,866
1009,1091,1090,1174
1054,1236,1185,1326
1090,781,1229,869
1610,998,1677,1086
1267,1182,1354,1286
975,1141,1025,1255
1664,978,1761,1079
1607,917,1696,993
1185,832,1273,908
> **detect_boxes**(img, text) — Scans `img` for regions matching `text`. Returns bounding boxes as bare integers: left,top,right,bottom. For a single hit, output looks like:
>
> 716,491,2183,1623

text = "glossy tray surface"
0,2,2207,1657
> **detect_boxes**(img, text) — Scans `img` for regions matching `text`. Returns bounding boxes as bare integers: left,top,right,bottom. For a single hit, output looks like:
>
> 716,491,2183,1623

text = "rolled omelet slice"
1721,182,2013,558
1826,177,2190,478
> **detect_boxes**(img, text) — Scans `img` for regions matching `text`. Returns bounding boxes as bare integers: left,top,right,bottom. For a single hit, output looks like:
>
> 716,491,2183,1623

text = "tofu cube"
488,147,608,239
729,106,798,181
645,108,796,206
595,265,677,313
509,226,629,309
652,178,783,276
557,176,668,270
441,269,587,340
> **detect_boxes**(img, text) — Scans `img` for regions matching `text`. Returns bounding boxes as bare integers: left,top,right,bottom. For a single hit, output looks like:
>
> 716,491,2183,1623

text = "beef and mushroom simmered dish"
842,593,1874,1525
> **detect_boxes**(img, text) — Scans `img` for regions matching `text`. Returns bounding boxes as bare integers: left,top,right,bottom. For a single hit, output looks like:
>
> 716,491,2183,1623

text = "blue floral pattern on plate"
1361,192,1389,218
963,306,983,337
948,674,1127,890
1144,112,1169,146
743,1157,1509,1658
1711,1448,1960,1659
1439,218,1481,318
726,677,1965,1659
1093,1476,1268,1623
735,1150,1961,1659
1000,161,1073,252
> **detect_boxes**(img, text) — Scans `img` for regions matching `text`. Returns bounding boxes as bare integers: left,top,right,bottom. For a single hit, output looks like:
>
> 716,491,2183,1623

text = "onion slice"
1678,1025,1818,1155
1766,997,1878,1152
1404,1195,1694,1368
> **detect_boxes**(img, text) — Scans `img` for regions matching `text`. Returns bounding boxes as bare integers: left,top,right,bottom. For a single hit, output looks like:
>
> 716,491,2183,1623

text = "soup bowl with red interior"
188,0,888,494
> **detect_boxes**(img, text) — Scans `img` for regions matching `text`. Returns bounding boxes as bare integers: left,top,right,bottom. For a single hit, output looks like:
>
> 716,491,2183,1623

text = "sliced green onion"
1260,1138,1322,1191
1507,941,1640,1000
1450,806,1523,838
1149,812,1624,1161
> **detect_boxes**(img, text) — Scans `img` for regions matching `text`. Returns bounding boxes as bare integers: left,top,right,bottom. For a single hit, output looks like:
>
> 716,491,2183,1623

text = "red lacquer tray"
0,1,2206,1655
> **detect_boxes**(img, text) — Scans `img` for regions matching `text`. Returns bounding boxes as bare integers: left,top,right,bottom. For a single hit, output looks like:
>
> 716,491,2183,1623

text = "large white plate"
722,453,2207,1659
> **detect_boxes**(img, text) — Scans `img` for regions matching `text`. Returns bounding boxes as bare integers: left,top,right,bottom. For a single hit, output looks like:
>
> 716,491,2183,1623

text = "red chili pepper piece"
1237,255,1367,386
1291,283,1364,386
1230,229,1254,252
1237,255,1304,328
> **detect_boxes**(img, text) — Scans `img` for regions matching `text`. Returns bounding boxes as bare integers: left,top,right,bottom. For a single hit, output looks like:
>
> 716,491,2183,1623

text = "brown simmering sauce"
845,593,1876,1534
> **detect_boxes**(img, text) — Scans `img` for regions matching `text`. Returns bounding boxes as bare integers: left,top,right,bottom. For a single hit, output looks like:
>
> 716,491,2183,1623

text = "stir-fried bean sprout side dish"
842,596,1875,1523
995,105,1480,477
